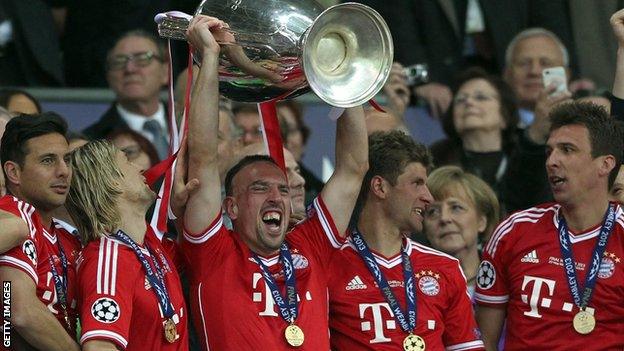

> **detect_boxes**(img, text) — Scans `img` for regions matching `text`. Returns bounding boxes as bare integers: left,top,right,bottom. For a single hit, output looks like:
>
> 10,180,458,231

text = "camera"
404,63,429,86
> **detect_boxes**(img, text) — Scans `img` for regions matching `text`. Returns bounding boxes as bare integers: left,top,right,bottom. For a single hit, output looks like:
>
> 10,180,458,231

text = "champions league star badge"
91,297,121,323
476,260,496,290
22,240,37,265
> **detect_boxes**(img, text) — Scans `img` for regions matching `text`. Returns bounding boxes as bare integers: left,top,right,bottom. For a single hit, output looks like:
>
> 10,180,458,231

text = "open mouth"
550,176,566,187
262,211,282,232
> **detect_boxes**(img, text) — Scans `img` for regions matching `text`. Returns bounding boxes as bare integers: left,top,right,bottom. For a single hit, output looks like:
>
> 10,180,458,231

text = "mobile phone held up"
542,67,568,95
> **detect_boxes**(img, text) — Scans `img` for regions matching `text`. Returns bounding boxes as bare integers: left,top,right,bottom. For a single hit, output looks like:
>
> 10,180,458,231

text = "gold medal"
284,324,305,347
163,318,177,343
573,310,596,334
403,333,426,351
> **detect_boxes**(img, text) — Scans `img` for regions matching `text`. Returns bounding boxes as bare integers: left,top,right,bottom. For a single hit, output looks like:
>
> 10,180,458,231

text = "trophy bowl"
157,0,393,107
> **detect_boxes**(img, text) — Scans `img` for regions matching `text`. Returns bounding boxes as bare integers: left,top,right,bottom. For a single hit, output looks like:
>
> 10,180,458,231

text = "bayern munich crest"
477,260,496,290
291,253,309,269
598,251,620,279
91,297,121,323
415,270,440,296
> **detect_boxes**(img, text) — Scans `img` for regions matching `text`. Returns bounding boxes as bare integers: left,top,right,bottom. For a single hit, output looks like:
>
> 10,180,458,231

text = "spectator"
430,68,518,199
423,165,500,296
277,99,324,206
0,88,42,114
82,30,170,160
0,1,64,86
106,128,160,172
232,103,263,146
503,28,573,128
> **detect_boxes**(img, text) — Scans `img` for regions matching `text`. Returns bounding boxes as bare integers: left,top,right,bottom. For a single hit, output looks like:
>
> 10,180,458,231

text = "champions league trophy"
156,0,393,107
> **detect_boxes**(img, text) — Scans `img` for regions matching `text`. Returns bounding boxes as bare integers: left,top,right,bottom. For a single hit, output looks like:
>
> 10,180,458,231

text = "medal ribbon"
351,230,416,333
557,204,615,308
252,243,298,323
48,238,69,327
113,230,175,318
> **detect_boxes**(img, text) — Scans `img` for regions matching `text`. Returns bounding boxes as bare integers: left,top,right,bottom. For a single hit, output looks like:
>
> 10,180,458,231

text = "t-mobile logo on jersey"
521,275,556,318
251,273,312,317
359,303,396,344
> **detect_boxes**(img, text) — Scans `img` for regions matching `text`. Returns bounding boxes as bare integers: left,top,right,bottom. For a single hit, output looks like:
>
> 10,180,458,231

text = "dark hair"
549,101,624,188
442,67,519,153
277,100,310,144
105,128,160,166
356,131,432,210
67,130,90,143
0,88,42,114
1,112,68,179
224,155,279,196
107,29,167,66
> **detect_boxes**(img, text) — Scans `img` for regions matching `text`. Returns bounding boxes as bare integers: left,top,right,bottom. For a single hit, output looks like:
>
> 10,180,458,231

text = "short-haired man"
0,113,80,350
182,16,368,350
476,102,624,350
83,30,170,160
328,131,484,350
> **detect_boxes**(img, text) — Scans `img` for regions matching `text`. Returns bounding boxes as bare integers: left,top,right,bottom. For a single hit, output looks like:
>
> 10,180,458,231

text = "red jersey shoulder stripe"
485,206,556,257
183,215,223,244
313,197,342,248
474,291,509,304
96,236,119,296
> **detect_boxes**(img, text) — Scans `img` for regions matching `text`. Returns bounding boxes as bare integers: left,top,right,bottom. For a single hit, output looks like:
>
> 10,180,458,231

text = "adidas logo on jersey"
521,250,539,263
346,275,368,290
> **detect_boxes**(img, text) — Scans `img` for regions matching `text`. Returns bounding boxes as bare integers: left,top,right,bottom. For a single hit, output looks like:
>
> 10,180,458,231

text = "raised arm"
320,106,368,237
184,16,226,234
611,9,624,100
0,210,29,254
0,267,80,351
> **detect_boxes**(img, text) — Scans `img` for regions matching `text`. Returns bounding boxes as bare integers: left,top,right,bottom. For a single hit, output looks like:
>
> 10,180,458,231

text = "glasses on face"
106,51,162,71
453,92,498,106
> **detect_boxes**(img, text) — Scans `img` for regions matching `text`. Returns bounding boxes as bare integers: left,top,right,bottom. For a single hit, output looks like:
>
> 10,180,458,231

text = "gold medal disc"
403,334,426,351
284,324,305,347
164,318,177,343
573,310,596,334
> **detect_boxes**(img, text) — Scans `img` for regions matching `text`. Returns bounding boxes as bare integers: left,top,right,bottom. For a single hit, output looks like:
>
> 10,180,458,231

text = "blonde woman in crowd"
423,165,500,296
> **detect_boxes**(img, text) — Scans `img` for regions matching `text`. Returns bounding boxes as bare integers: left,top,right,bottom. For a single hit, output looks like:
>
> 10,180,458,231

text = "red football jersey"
476,203,624,350
78,227,188,350
0,196,79,336
328,237,484,351
181,197,344,351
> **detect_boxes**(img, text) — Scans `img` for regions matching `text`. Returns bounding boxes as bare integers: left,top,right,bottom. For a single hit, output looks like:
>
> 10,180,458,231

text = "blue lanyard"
252,243,298,323
113,230,174,318
48,238,69,309
351,230,416,333
557,204,615,308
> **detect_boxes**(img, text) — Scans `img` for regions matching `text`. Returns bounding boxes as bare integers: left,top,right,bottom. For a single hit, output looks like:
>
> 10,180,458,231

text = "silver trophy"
156,0,393,107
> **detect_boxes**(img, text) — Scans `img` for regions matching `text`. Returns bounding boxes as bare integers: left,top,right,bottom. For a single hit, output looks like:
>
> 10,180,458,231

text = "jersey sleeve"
442,260,485,350
180,213,231,282
78,241,138,349
474,220,513,307
0,199,40,284
289,197,346,264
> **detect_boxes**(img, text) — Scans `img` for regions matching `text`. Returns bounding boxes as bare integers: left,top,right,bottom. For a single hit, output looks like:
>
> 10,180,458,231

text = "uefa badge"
477,260,496,290
415,270,440,296
91,297,121,323
22,240,37,265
